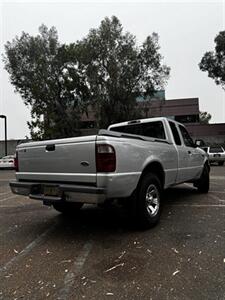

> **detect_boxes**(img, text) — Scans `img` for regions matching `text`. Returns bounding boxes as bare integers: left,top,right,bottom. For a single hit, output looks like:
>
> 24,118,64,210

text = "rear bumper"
0,166,15,170
9,180,106,204
209,157,225,162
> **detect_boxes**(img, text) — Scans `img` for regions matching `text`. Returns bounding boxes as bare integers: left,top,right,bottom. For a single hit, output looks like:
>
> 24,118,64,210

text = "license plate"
214,154,221,157
44,186,60,197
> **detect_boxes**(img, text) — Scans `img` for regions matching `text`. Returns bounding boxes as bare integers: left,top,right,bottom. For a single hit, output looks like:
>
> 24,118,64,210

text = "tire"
53,202,83,214
195,165,209,193
134,173,162,229
218,162,224,166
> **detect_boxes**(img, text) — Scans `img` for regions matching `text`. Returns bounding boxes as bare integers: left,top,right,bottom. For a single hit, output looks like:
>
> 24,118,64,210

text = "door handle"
46,144,55,151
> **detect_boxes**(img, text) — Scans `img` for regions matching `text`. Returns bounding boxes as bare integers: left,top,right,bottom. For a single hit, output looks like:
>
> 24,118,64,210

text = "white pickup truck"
10,117,209,228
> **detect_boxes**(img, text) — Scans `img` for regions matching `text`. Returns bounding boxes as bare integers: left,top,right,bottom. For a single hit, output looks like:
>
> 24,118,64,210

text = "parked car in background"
201,146,225,166
0,155,15,169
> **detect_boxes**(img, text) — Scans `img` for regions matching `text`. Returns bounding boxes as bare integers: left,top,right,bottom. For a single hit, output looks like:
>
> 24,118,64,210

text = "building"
80,92,200,129
80,94,225,145
186,123,225,145
137,97,225,145
1,94,224,157
0,139,29,158
138,97,200,124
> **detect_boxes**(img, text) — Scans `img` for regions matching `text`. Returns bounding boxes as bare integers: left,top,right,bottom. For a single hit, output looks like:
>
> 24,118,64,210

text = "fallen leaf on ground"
172,248,179,254
104,263,125,273
172,270,180,276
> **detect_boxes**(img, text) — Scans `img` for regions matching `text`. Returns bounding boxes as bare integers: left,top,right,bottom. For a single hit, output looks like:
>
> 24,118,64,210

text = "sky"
0,0,225,140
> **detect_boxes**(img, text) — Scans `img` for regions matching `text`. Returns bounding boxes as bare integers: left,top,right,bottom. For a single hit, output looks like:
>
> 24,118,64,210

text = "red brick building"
186,123,225,145
80,96,225,145
138,98,199,124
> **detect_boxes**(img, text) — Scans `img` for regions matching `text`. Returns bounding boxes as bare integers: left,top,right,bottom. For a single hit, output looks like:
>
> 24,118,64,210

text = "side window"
179,125,194,147
141,121,166,139
169,121,181,146
110,121,166,139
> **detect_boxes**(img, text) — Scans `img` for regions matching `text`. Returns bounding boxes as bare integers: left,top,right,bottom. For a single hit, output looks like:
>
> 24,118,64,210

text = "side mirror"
195,139,205,147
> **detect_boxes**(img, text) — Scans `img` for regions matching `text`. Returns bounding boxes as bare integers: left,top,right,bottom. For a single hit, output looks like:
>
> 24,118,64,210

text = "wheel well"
138,162,165,190
205,161,210,173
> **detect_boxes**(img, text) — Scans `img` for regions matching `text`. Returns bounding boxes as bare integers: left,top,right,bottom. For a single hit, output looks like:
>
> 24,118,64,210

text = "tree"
76,16,170,127
4,17,170,138
199,111,212,124
199,31,225,90
4,25,90,139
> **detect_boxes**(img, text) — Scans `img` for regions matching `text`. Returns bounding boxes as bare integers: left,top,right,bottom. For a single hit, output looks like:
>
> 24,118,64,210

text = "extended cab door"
168,121,189,183
177,124,204,182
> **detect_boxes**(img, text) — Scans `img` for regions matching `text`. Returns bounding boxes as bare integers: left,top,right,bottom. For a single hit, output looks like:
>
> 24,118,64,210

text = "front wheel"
53,202,83,214
134,173,162,229
194,165,209,193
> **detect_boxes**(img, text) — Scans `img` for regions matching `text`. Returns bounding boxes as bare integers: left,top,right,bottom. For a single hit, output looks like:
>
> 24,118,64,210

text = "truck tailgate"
16,136,97,184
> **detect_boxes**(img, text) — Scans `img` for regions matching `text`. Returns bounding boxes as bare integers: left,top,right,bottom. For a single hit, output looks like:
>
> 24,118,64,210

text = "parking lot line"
208,193,225,202
0,195,18,203
211,181,223,185
57,240,93,300
0,222,57,273
0,192,11,196
210,176,225,180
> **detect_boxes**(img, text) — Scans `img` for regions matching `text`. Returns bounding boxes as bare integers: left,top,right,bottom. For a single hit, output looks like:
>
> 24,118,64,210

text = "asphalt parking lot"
0,167,225,300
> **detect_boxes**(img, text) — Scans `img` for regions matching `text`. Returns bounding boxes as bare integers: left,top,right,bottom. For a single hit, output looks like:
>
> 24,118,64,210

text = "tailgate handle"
46,144,55,152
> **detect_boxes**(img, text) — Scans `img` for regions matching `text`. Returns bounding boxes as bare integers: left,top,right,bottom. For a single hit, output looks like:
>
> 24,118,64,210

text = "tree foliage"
199,111,211,124
76,16,170,127
4,17,170,138
4,25,90,139
199,31,225,90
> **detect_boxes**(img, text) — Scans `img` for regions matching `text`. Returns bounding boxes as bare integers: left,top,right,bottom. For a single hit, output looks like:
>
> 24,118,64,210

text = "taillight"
96,144,116,172
14,152,19,172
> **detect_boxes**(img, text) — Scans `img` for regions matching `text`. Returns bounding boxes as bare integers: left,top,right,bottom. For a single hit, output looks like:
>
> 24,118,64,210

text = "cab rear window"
110,121,166,140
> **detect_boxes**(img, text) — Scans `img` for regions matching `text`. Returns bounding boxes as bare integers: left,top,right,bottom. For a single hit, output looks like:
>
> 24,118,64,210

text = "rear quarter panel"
96,136,178,198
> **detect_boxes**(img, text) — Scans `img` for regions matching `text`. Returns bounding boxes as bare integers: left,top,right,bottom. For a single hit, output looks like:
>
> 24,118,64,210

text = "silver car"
0,155,15,169
202,146,225,166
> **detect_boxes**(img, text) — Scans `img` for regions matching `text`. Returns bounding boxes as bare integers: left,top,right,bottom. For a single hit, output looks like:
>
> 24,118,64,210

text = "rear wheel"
133,173,162,229
194,165,209,193
218,161,224,166
53,202,83,214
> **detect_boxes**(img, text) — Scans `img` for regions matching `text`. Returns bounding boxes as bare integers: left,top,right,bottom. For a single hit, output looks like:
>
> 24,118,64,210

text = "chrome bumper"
9,180,106,204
